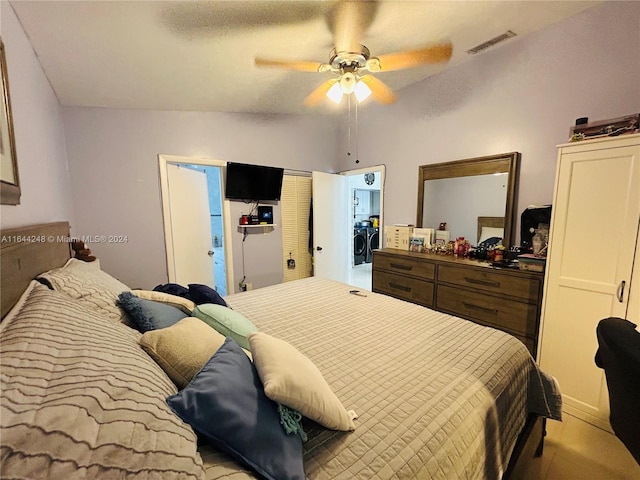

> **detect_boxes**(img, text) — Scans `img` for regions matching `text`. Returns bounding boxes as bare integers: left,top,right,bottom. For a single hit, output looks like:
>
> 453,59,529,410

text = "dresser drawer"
374,254,435,280
436,284,538,337
373,271,434,307
437,265,540,302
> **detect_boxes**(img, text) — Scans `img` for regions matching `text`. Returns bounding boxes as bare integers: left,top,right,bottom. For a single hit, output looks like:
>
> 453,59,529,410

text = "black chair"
595,317,640,464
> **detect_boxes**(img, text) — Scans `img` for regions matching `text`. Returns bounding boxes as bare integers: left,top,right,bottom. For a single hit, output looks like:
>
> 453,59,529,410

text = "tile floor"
540,413,639,479
350,262,372,291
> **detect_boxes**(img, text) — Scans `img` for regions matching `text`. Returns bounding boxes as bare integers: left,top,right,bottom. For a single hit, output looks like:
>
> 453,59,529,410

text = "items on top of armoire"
569,113,639,142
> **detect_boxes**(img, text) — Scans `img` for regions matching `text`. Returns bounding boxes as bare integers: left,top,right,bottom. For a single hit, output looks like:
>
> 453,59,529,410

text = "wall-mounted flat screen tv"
225,162,284,201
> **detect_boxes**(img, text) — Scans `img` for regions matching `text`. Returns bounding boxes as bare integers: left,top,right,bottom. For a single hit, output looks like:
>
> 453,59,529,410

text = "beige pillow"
140,317,226,389
133,290,195,315
248,332,355,431
139,317,252,389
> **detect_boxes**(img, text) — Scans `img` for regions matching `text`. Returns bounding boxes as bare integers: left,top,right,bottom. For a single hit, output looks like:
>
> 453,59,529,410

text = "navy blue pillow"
188,283,227,307
167,338,305,480
117,291,186,332
153,283,192,300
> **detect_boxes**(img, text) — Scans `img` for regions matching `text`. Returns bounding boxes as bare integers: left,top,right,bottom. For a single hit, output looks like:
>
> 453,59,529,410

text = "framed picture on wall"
0,39,20,205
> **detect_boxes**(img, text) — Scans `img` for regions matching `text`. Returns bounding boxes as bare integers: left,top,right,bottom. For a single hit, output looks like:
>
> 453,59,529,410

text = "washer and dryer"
353,227,368,265
365,227,379,263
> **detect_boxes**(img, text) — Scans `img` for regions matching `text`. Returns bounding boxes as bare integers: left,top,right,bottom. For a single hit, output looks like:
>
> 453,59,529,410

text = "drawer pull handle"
390,263,412,271
464,277,500,288
463,302,498,315
617,280,626,303
389,282,412,292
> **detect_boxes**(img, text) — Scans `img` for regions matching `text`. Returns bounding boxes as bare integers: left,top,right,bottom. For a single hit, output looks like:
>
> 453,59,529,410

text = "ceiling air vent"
467,30,517,55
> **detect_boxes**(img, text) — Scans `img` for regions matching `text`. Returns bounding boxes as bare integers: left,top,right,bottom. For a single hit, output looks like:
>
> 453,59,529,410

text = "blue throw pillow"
166,338,305,480
117,291,186,332
188,283,227,307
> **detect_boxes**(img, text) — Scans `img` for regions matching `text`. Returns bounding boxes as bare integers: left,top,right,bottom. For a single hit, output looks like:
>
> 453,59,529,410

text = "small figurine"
438,222,447,231
71,240,96,262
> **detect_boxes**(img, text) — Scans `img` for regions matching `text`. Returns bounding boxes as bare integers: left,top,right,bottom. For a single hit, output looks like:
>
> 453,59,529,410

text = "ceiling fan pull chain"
355,98,359,164
346,94,352,160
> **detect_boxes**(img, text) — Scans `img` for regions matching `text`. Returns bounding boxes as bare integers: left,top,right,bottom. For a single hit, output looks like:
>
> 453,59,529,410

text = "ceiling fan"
255,1,453,107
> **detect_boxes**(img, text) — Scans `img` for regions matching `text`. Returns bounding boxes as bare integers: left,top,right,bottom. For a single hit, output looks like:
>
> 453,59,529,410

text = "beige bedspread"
199,277,561,480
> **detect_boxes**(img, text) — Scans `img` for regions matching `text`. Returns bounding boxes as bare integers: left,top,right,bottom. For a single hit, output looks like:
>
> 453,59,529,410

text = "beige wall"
61,107,336,289
339,1,640,241
0,3,75,228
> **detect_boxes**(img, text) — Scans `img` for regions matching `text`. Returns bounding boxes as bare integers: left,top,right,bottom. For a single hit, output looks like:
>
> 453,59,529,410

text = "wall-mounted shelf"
238,224,276,234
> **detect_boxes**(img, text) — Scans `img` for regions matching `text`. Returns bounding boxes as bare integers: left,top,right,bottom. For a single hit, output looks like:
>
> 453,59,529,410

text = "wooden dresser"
372,248,544,358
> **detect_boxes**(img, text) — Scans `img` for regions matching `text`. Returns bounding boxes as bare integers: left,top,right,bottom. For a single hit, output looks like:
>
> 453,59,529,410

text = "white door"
165,164,216,287
312,171,349,283
539,136,640,430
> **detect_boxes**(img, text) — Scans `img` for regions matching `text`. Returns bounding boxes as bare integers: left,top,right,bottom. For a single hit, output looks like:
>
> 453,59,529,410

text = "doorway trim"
340,165,385,290
341,164,385,231
158,154,235,294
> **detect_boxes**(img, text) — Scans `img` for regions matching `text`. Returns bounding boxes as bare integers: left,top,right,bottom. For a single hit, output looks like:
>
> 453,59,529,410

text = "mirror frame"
416,152,520,248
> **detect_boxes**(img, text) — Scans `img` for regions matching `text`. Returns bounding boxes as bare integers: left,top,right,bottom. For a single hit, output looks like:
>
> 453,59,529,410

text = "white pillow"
38,258,131,322
479,226,504,243
248,331,356,431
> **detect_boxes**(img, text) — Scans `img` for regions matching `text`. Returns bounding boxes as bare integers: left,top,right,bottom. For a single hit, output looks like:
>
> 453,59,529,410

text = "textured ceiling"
10,1,600,115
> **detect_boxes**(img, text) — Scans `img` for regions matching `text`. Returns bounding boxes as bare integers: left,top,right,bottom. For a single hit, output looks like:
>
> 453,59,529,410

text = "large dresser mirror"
416,152,520,248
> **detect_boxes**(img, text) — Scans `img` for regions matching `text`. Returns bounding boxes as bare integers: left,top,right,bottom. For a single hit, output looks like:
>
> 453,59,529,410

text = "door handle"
207,250,214,257
617,280,626,303
316,246,323,251
389,282,411,292
390,263,412,271
464,277,500,288
463,302,499,315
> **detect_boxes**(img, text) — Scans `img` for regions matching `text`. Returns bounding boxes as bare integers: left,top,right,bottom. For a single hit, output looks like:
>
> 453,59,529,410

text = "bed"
0,222,562,479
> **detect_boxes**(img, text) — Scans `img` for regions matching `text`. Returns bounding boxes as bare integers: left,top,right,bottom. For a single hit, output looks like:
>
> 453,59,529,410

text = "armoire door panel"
542,286,612,409
555,148,637,285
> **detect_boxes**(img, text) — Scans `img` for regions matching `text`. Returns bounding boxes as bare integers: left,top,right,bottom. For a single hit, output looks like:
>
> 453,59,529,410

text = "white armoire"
539,133,640,431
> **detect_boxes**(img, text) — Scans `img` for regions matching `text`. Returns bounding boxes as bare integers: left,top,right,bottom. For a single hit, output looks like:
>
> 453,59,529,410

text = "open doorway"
311,165,384,289
158,155,234,296
345,167,383,291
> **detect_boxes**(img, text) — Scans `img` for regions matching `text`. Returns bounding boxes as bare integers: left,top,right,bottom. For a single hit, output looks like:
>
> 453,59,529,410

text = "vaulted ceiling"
10,1,600,115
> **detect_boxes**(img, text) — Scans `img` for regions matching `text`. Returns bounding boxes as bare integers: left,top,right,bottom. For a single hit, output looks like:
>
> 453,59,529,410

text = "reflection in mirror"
422,173,508,242
416,152,520,248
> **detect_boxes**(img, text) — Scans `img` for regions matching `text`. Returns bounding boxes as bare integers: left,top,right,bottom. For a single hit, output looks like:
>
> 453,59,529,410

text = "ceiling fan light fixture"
354,79,371,102
339,72,357,94
326,82,343,104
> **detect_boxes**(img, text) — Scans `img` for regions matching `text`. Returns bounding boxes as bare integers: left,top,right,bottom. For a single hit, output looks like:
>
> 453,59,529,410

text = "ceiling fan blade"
255,57,324,72
375,41,453,72
360,75,396,104
304,79,338,107
327,1,379,53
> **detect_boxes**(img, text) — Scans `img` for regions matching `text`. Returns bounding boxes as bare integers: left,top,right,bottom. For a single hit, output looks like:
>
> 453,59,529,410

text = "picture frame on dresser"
0,39,20,206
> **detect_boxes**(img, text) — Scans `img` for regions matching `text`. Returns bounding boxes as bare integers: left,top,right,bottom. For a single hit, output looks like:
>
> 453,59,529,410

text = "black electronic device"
520,205,552,251
225,162,284,201
258,206,274,224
